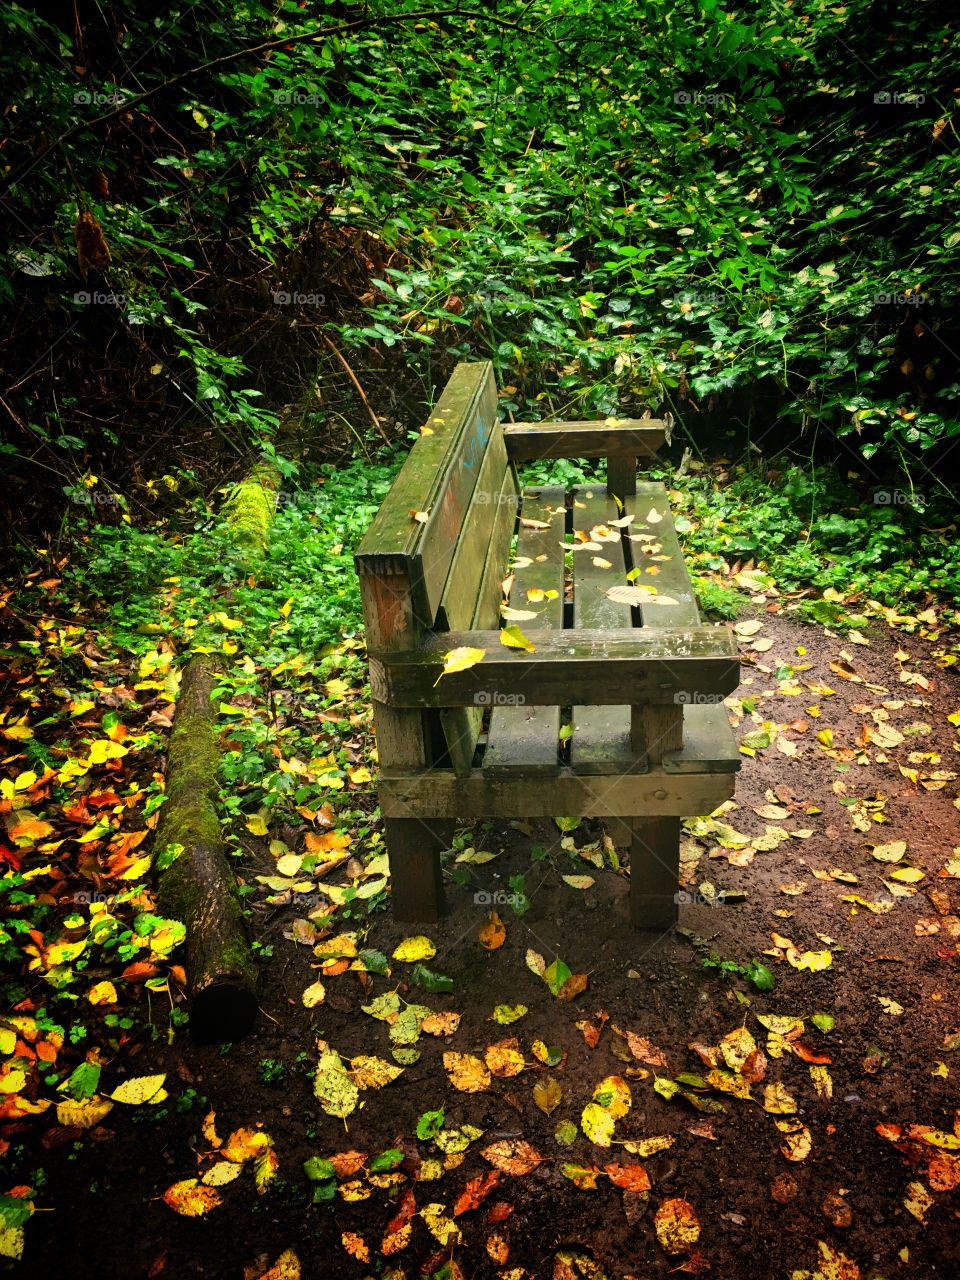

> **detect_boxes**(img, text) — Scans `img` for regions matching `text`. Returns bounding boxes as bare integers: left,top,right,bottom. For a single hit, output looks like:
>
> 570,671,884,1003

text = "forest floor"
11,605,960,1280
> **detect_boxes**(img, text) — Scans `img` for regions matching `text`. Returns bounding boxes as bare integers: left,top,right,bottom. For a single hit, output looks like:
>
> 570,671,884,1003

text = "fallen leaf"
655,1197,701,1255
162,1179,222,1217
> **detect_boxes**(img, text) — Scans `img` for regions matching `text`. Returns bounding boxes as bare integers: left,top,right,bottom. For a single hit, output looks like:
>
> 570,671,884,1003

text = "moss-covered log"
156,656,258,1041
156,462,280,1041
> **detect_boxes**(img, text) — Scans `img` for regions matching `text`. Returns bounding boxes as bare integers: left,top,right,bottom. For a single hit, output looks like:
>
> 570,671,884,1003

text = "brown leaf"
822,1191,853,1228
481,1139,542,1175
75,208,112,276
771,1173,798,1204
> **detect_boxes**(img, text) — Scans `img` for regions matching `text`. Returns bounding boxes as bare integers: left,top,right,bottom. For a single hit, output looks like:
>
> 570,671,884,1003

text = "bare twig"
322,333,392,446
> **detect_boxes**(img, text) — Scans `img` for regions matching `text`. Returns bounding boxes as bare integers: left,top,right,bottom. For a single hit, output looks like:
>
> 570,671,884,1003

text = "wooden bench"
354,361,740,929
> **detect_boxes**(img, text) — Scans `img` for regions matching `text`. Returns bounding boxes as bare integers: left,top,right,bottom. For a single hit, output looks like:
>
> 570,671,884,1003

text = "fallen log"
156,462,280,1041
156,655,257,1041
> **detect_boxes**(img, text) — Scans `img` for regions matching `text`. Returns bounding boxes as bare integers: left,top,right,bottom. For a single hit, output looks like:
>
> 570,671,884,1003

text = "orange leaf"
605,1162,652,1192
479,910,506,950
454,1169,501,1216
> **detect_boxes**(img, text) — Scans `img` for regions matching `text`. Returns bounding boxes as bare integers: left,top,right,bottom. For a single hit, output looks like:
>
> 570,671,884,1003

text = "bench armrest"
503,418,670,462
367,626,738,708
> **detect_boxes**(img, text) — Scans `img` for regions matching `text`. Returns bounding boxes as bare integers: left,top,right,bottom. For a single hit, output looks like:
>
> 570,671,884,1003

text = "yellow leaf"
87,981,117,1005
500,624,535,653
444,1052,491,1092
776,1119,812,1161
434,646,485,685
870,840,907,863
254,1147,279,1194
788,949,833,972
485,1040,525,1077
763,1082,798,1114
85,739,129,765
222,1127,273,1162
55,1095,113,1129
422,1203,461,1246
246,814,269,836
301,981,326,1008
581,1101,616,1147
110,1073,167,1105
349,1056,404,1089
392,935,436,962
162,1178,222,1218
201,1161,243,1187
256,1249,301,1280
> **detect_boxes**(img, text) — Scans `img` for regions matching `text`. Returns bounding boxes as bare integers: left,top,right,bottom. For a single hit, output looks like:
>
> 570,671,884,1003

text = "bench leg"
387,818,454,923
629,817,681,930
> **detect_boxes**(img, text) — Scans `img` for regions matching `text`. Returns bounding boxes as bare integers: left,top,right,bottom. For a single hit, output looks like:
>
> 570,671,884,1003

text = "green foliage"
1,0,957,517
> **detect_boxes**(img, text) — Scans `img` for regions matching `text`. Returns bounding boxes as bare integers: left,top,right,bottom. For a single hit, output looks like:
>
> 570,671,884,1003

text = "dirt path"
24,615,960,1280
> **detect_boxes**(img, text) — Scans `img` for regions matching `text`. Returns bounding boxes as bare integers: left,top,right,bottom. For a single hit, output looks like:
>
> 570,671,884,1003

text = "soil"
20,615,960,1280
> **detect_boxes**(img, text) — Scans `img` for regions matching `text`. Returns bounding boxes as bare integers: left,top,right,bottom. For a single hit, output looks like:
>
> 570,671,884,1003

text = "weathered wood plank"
504,420,665,461
356,361,498,625
607,453,637,498
662,703,741,774
630,818,682,930
632,703,684,768
628,482,700,630
358,556,449,921
569,485,635,776
368,626,740,708
483,486,565,776
438,442,517,776
435,423,509,632
379,768,735,819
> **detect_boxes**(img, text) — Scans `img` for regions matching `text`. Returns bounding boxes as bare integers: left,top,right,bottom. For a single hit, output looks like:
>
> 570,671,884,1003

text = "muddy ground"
22,614,960,1280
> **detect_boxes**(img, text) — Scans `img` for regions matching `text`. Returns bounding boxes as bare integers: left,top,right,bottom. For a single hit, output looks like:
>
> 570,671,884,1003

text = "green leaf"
303,1156,336,1182
410,963,453,994
416,1108,445,1140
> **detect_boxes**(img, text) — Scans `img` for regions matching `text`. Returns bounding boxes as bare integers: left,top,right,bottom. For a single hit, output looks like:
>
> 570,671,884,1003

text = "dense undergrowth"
2,0,959,547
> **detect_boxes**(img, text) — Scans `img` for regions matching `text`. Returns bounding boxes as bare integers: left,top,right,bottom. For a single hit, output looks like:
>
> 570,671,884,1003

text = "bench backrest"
355,362,509,635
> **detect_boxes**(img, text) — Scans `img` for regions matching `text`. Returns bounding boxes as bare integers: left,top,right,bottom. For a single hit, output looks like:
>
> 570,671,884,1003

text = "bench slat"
368,626,739,708
629,482,700,629
439,450,518,776
504,420,665,461
355,361,497,625
482,485,565,776
379,766,736,820
569,484,634,775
